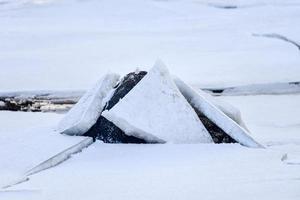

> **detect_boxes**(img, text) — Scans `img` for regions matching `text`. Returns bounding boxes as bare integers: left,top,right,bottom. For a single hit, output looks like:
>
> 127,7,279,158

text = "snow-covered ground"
218,95,300,146
1,0,300,199
0,111,84,189
1,94,300,200
0,0,300,91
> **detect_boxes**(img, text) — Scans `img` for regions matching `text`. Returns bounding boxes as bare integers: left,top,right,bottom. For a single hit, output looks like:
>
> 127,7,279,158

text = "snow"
103,61,213,144
0,111,84,188
0,0,300,199
0,101,5,107
282,153,300,165
57,73,119,136
174,78,262,148
0,0,300,91
193,84,250,130
218,94,300,146
0,90,84,101
26,137,93,176
2,137,93,189
220,82,300,96
0,94,300,199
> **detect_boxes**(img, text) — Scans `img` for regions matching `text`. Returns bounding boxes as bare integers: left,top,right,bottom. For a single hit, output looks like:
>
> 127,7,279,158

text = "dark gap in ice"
209,89,224,94
289,81,300,85
208,4,238,9
217,5,238,9
84,71,149,143
192,106,237,143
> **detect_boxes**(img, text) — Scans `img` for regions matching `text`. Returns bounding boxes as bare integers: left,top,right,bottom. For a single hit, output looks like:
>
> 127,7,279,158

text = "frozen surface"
194,84,249,130
175,78,262,148
0,111,84,188
26,137,93,176
0,0,300,91
103,62,213,143
57,73,119,136
204,82,300,96
218,94,300,146
0,0,300,199
0,94,300,199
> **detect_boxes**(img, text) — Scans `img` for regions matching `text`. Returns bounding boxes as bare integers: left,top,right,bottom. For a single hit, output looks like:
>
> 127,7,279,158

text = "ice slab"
103,61,213,144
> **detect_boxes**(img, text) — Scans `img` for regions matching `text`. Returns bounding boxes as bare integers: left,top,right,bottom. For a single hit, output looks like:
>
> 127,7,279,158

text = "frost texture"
57,73,120,136
102,61,213,144
174,77,263,148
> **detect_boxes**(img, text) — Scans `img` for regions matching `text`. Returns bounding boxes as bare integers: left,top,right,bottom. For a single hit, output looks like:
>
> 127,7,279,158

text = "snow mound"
102,61,213,144
57,73,120,136
174,77,263,148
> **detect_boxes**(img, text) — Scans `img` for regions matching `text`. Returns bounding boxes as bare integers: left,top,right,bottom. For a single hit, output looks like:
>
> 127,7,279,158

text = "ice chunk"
174,77,263,148
102,61,213,144
84,71,148,143
196,87,250,131
26,138,94,176
57,73,120,136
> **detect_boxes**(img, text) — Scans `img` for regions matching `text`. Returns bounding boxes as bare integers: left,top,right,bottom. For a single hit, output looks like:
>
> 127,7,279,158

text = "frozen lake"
1,94,299,200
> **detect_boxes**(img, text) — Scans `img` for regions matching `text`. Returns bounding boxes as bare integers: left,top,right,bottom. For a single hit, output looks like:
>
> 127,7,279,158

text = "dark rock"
0,100,21,111
193,107,237,144
85,116,146,143
289,81,300,85
84,71,148,143
105,71,147,110
83,70,237,144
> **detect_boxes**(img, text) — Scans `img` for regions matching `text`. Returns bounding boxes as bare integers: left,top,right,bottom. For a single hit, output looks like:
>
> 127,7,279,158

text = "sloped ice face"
195,86,250,131
83,71,148,143
102,61,213,144
174,77,263,148
57,73,120,136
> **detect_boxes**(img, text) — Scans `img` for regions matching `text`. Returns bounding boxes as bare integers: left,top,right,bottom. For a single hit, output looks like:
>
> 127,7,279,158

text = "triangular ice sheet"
192,86,250,131
58,73,120,136
102,61,213,143
174,77,263,148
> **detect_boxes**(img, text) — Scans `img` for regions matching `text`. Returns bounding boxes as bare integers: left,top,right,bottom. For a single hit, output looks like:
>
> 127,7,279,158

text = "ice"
26,137,93,176
0,111,84,188
282,153,300,165
221,82,300,96
0,0,300,199
1,0,300,91
174,77,262,148
219,94,300,146
194,87,250,131
1,94,300,200
103,61,213,143
57,73,120,136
